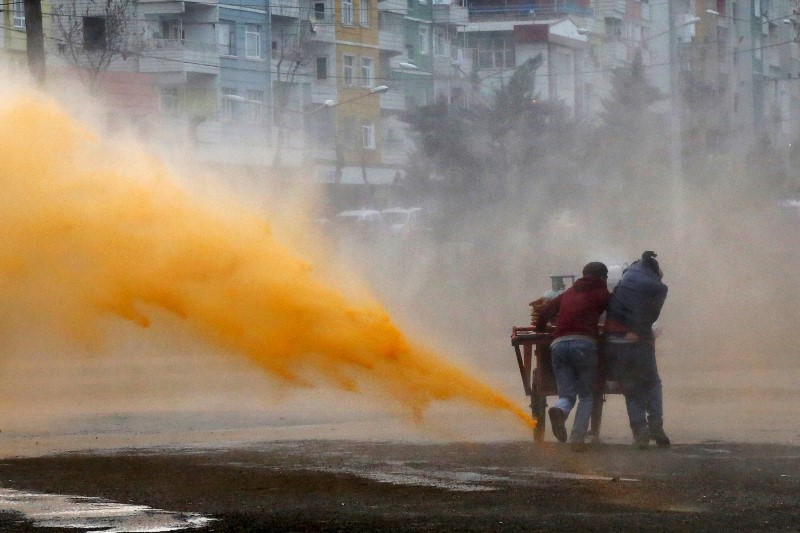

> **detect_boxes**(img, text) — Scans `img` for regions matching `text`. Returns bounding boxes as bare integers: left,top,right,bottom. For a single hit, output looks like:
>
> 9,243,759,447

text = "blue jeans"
606,341,664,437
550,339,598,444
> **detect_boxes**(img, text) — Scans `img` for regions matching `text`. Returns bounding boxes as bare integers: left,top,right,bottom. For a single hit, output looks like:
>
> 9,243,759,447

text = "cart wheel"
530,381,547,444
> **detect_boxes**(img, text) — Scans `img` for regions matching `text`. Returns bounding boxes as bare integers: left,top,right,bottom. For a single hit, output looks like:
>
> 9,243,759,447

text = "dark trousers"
606,341,664,436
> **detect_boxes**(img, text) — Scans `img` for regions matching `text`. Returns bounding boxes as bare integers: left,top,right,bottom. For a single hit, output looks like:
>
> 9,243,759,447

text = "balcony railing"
466,1,592,18
308,13,336,43
433,3,469,25
144,38,216,53
377,0,408,16
139,38,219,74
380,88,405,111
271,0,300,19
379,28,405,54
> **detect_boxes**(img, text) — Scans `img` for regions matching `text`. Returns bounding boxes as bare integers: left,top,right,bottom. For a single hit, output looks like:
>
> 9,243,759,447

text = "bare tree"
52,0,137,91
270,17,314,167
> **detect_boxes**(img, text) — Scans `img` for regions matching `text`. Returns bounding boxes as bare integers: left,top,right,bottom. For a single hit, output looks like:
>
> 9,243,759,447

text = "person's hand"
623,331,640,342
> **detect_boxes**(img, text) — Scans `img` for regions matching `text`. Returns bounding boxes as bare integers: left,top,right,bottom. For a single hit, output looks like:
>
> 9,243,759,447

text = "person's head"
582,261,608,280
641,251,663,278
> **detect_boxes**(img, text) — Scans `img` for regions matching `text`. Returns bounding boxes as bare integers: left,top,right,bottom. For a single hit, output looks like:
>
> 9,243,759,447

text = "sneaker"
633,432,650,450
570,441,588,452
589,434,603,446
650,428,671,447
548,407,568,443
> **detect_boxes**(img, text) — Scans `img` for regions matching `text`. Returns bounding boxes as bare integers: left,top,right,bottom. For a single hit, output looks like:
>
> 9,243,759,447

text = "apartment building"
460,0,592,117
1,0,52,73
1,0,31,70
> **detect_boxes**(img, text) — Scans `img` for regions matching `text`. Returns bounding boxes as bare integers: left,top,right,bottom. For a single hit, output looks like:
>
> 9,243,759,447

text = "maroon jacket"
535,276,611,340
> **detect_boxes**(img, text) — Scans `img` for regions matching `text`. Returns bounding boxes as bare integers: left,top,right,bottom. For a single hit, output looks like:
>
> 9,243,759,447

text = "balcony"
139,38,219,75
467,1,592,19
599,40,628,66
377,0,407,16
595,0,624,15
379,28,405,54
138,0,216,4
432,55,455,75
433,3,468,26
311,82,337,105
308,14,336,44
271,0,300,19
380,88,405,111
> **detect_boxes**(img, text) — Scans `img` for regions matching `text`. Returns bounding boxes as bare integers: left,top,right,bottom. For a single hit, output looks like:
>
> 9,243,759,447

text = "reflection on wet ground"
0,488,212,532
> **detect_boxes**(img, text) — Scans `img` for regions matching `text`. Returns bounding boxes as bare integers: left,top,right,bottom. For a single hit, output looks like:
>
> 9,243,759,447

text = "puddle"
0,488,213,532
302,463,638,492
313,465,502,492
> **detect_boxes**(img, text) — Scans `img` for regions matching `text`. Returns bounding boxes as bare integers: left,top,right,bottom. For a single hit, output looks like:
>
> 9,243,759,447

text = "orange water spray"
0,90,535,431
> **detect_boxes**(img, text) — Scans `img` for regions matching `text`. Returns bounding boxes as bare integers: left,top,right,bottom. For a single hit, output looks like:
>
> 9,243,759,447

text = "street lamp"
224,93,329,110
223,86,388,168
223,89,388,114
577,16,700,45
328,85,389,108
706,9,794,24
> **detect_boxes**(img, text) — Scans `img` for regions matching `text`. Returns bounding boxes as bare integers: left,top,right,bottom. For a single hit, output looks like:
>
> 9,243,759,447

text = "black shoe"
548,407,568,443
650,428,671,447
570,441,588,452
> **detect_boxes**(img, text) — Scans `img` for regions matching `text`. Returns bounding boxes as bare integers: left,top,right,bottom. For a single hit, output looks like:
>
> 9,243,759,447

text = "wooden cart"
511,277,621,443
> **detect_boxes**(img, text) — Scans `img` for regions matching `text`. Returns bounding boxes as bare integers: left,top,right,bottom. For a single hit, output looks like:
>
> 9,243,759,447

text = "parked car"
778,198,800,220
334,209,388,240
381,207,425,237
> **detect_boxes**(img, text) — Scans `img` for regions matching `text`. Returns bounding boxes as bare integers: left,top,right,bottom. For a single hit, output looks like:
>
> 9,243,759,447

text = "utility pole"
23,0,46,85
667,1,686,240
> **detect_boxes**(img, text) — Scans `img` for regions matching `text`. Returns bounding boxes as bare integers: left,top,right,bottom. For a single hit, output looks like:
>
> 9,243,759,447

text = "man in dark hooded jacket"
605,251,669,449
535,262,610,451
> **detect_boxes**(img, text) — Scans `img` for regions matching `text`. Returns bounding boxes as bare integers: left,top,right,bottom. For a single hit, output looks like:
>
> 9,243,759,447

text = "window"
221,88,237,121
362,122,376,149
451,87,465,106
433,28,448,57
12,0,25,28
605,17,622,40
343,54,355,86
217,21,236,56
360,57,374,87
160,87,181,117
245,24,261,58
360,0,370,27
314,1,326,19
316,57,328,80
163,19,184,40
246,90,264,124
342,0,354,25
83,16,107,51
476,35,514,69
418,25,429,55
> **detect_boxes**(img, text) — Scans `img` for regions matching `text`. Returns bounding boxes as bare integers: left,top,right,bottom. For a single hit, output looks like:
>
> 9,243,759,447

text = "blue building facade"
217,0,272,133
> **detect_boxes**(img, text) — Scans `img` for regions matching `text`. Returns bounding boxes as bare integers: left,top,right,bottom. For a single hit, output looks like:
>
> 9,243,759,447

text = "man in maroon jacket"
535,262,610,451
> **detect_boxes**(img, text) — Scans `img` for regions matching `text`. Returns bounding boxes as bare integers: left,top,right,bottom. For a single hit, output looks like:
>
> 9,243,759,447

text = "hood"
622,261,664,287
572,276,608,292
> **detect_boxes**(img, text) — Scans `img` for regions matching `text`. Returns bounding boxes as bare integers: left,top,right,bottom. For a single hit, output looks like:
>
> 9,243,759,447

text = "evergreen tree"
598,49,663,142
402,52,578,204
